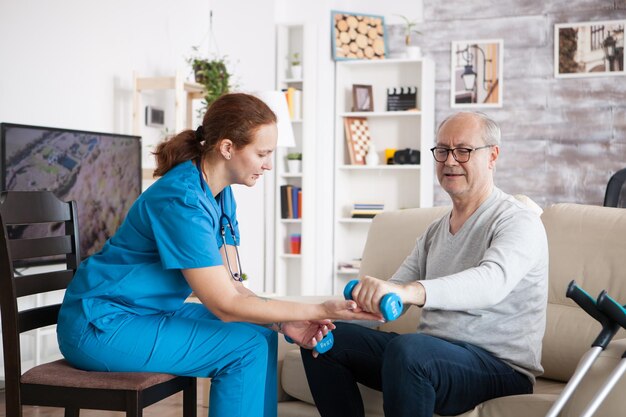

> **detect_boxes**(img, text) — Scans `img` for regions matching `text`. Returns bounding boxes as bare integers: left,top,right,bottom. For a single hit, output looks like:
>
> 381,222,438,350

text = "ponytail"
152,130,202,177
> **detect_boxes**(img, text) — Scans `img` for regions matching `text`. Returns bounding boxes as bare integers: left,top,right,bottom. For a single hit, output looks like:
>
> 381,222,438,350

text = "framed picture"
450,39,503,108
555,20,625,78
343,117,371,165
352,84,373,111
332,11,386,60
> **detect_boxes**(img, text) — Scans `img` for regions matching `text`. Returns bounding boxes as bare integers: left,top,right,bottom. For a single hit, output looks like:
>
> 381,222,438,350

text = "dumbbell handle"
567,280,619,349
344,279,403,322
285,331,334,354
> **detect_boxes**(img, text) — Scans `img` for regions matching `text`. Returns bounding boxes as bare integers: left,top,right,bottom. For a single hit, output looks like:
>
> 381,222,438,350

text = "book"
280,185,290,219
297,189,302,218
292,89,302,120
286,185,293,218
291,186,299,219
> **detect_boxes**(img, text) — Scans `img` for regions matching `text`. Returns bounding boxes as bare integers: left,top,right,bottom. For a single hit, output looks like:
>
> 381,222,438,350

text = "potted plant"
286,152,302,173
396,15,422,59
187,46,232,110
290,52,302,79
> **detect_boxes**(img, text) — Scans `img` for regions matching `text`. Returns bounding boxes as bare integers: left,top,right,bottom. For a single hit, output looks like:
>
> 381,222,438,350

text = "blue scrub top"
60,160,239,332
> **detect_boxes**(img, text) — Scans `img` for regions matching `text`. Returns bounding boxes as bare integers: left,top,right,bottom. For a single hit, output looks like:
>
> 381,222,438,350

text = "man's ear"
489,145,499,169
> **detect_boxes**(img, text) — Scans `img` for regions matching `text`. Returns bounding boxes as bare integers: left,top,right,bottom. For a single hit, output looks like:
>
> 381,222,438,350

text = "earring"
226,154,231,160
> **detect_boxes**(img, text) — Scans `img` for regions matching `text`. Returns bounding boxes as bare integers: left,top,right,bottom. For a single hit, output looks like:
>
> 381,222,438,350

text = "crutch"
577,290,626,417
544,280,620,417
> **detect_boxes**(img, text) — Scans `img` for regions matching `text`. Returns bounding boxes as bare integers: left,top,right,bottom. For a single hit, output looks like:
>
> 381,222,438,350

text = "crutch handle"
597,291,626,330
567,280,619,349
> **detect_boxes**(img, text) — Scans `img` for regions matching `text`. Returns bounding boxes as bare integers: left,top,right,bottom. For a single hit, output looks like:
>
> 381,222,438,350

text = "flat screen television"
1,123,141,263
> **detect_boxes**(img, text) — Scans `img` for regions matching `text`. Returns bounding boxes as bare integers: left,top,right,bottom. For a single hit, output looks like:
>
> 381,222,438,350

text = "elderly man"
301,112,549,417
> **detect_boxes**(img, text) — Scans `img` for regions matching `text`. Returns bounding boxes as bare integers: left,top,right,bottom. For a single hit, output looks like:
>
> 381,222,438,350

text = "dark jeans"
300,322,532,417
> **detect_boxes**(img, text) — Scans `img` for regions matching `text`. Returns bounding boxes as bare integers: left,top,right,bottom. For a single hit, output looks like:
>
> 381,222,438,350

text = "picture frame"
450,39,503,108
352,84,374,112
343,117,371,165
554,20,625,78
331,11,387,61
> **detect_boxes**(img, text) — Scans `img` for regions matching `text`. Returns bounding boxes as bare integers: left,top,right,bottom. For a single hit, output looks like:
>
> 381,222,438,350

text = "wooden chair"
0,191,197,417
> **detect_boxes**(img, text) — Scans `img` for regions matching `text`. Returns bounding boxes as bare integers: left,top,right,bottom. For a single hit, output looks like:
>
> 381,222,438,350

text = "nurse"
56,93,381,417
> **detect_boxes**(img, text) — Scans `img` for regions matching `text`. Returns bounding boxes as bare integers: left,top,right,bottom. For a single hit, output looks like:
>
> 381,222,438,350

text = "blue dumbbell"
344,279,403,321
285,331,334,354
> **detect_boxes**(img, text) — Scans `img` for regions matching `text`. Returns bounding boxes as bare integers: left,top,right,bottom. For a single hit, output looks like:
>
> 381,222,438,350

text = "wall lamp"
457,44,493,92
603,32,616,60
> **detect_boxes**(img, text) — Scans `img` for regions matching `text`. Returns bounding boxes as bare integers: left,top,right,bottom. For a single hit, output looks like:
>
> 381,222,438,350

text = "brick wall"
392,0,626,207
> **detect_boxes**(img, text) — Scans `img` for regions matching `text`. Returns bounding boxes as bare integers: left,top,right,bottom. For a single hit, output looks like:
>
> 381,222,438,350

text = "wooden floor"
0,383,208,417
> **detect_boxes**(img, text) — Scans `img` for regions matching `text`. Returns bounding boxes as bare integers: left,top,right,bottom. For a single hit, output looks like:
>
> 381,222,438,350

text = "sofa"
276,203,626,417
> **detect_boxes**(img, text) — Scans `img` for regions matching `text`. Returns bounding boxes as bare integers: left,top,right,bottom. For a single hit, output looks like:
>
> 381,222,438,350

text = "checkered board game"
344,117,371,165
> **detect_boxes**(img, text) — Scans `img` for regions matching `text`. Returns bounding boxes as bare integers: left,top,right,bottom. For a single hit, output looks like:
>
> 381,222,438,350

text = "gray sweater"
390,188,548,381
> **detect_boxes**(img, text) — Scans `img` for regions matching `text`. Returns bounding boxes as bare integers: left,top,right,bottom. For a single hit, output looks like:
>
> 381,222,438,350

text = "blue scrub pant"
301,322,532,417
58,303,277,417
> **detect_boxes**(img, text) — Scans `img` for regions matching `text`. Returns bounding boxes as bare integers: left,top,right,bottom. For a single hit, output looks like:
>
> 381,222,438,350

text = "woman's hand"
321,299,384,322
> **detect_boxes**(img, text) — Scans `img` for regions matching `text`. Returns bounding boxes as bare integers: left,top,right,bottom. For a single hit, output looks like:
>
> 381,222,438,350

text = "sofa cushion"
540,204,626,381
359,206,451,282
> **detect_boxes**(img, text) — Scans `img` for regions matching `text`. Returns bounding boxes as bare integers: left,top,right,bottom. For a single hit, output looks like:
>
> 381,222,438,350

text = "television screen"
1,123,141,261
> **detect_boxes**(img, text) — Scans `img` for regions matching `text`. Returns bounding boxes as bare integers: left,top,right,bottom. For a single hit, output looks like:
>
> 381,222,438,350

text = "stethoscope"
196,159,244,282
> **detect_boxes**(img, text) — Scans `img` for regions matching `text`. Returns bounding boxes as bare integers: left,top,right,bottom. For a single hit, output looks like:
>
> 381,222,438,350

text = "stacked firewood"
333,13,385,60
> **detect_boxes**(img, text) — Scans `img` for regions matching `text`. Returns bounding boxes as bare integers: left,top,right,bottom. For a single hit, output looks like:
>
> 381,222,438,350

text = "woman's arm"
183,265,382,324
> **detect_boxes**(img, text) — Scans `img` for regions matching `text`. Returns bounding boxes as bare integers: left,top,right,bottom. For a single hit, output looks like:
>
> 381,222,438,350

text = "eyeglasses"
430,145,493,163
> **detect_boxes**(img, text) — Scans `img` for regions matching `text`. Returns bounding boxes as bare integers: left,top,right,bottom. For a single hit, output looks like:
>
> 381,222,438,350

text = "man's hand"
351,276,426,313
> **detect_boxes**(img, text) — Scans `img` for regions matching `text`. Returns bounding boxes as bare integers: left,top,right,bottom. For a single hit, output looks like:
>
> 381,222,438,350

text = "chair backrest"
603,168,626,208
0,191,80,402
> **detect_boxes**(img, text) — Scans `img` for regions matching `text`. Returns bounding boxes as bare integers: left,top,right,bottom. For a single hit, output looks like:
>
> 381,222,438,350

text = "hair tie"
195,126,204,142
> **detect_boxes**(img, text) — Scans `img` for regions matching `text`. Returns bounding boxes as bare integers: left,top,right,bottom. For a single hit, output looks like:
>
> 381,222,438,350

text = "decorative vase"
287,159,302,173
405,46,422,59
366,143,380,166
290,65,302,79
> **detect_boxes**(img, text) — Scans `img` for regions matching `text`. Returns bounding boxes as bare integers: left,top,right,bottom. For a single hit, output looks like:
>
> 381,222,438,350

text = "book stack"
283,87,302,120
337,258,361,273
386,86,418,111
351,203,384,219
280,185,302,219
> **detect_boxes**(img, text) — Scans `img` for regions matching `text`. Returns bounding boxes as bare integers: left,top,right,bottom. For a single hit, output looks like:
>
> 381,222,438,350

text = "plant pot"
286,160,302,174
405,46,422,59
290,65,302,79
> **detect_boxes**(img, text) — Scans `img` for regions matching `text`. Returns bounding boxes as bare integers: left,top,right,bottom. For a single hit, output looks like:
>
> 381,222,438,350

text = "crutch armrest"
568,281,619,349
597,291,626,330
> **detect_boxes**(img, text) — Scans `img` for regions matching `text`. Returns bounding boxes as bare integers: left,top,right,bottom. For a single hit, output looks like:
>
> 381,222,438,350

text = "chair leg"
64,407,80,417
126,392,142,417
183,379,198,417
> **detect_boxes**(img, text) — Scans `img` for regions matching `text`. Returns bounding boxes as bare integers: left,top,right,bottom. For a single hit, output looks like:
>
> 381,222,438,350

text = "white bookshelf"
332,58,435,294
271,23,317,295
